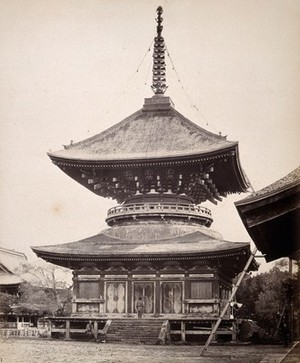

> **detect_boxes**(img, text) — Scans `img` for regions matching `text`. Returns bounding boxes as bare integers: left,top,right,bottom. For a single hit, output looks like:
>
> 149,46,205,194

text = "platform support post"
65,320,70,340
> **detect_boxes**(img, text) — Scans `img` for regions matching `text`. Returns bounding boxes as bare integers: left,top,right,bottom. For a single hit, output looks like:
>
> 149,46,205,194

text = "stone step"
106,319,164,345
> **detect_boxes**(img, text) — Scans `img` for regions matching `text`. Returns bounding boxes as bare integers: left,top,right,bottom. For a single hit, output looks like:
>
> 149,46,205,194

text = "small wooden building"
0,247,38,330
0,247,25,295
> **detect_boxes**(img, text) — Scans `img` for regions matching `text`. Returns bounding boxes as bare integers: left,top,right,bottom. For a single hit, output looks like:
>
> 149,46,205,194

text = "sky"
0,0,299,272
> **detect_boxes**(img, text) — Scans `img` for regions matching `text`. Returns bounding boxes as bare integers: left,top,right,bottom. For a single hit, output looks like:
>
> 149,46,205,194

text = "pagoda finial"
151,6,167,95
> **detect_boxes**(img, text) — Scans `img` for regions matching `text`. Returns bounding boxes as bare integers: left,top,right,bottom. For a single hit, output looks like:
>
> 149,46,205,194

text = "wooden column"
94,321,98,340
212,280,219,299
73,275,79,297
127,279,132,314
99,279,104,300
65,320,70,340
181,321,186,342
155,279,160,316
184,278,189,314
231,321,237,342
72,302,77,314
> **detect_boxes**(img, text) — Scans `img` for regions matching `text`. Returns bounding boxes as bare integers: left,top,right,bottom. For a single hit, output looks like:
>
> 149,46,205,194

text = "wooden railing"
106,202,212,223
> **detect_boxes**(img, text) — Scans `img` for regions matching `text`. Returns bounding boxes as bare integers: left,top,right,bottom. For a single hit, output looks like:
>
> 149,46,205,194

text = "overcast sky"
1,0,299,272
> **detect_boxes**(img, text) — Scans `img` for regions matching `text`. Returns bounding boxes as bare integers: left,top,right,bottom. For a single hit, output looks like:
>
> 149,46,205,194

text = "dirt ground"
0,338,291,363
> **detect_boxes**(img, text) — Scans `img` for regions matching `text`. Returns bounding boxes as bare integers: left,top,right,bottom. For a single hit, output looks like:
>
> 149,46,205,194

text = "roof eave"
32,244,251,261
235,182,300,207
47,143,239,165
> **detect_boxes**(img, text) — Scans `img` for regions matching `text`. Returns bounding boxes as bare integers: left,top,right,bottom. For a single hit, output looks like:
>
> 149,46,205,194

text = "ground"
0,339,293,363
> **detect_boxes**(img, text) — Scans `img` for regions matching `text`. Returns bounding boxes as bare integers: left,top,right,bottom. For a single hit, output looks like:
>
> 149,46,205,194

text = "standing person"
85,320,93,333
136,297,144,318
85,320,97,341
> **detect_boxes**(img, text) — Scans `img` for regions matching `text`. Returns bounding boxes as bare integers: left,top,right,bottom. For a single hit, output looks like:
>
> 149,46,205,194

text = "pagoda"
32,7,257,343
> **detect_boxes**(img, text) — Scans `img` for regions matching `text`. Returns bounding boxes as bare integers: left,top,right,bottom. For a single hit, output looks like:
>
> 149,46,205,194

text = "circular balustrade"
106,202,213,227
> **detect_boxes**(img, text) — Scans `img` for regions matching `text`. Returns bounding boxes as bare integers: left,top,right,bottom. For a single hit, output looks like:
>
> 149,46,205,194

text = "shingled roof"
0,248,26,289
235,166,300,262
237,166,300,203
0,247,27,274
0,272,23,286
32,223,257,276
48,96,236,163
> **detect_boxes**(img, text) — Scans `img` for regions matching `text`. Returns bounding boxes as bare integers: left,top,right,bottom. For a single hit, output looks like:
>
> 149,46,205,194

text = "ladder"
273,299,287,339
200,246,257,356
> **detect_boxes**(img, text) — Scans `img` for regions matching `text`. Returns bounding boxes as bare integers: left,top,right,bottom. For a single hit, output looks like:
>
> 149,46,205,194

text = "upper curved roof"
48,96,237,163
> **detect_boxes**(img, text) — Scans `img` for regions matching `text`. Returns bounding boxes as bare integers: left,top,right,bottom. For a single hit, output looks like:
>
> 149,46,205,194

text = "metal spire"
151,6,167,95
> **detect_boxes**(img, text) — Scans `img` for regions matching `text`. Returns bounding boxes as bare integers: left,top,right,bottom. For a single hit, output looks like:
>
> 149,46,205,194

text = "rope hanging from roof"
135,40,153,74
102,6,226,139
165,42,222,135
101,40,153,124
116,39,154,100
144,56,153,86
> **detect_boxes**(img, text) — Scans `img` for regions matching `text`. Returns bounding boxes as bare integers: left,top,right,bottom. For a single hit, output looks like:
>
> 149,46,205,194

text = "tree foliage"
236,259,295,335
0,292,16,314
16,260,72,291
14,283,72,316
11,260,73,316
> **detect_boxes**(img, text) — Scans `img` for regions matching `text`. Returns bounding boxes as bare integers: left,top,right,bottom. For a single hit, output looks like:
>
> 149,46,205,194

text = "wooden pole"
65,320,70,340
289,258,294,342
200,247,257,356
181,321,186,343
273,298,287,339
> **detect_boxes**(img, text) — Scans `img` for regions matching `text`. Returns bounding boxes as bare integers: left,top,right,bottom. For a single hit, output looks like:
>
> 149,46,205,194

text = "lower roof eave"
32,246,258,270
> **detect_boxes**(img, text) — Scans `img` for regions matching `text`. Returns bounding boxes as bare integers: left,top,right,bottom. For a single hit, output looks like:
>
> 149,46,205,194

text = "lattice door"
161,282,182,314
106,282,126,313
134,282,154,314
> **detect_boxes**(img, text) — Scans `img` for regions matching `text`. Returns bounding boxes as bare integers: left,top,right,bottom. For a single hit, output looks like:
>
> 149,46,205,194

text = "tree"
236,260,291,336
12,259,73,316
293,260,300,314
0,292,16,314
15,282,72,316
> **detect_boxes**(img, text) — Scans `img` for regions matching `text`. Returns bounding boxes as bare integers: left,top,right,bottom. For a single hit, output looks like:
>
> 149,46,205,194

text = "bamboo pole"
200,246,257,356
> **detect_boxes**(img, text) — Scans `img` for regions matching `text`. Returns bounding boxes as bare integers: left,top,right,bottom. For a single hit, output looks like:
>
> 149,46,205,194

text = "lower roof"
32,223,257,271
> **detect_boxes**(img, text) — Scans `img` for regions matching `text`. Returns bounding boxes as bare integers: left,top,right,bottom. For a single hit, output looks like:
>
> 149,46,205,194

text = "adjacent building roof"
235,166,300,262
0,247,27,289
0,272,23,286
0,247,27,274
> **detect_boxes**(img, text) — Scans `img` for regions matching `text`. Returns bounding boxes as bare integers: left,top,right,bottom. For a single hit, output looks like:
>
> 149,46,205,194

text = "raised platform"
48,316,238,344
